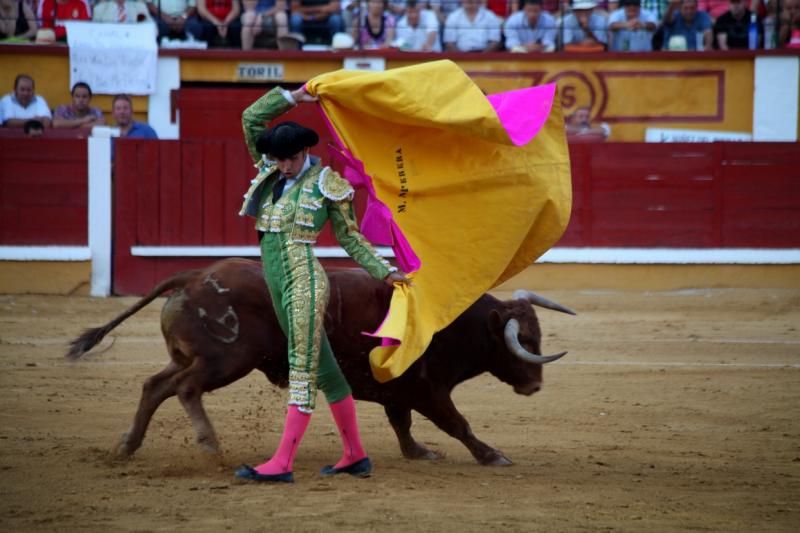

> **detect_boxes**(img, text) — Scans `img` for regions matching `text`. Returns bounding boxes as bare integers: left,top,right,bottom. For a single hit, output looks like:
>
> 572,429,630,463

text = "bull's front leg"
415,394,512,466
383,405,442,460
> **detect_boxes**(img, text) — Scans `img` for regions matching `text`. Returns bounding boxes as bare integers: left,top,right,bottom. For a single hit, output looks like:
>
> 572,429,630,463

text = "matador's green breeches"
261,233,352,413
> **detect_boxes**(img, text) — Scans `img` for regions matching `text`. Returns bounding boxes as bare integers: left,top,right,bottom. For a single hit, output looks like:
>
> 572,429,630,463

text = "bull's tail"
66,269,202,360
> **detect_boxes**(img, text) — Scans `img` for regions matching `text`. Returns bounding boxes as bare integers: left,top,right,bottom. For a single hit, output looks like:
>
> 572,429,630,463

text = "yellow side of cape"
307,60,572,382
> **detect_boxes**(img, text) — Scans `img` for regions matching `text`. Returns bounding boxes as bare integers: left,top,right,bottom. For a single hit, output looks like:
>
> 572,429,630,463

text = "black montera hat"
255,121,319,159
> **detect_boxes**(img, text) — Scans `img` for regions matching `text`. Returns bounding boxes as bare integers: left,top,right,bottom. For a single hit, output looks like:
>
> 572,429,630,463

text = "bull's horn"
513,290,577,316
504,319,567,364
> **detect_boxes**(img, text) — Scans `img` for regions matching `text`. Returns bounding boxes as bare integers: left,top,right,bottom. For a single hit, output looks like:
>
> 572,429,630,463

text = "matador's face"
276,148,308,179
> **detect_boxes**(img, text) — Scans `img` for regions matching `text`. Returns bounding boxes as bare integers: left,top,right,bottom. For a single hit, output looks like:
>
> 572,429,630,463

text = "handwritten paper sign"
645,128,753,143
65,21,158,95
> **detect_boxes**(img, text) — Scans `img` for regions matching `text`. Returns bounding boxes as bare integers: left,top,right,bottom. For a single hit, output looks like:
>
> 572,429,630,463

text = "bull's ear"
488,309,504,335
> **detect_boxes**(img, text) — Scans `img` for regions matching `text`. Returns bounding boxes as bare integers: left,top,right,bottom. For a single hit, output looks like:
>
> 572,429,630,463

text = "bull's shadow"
68,258,574,466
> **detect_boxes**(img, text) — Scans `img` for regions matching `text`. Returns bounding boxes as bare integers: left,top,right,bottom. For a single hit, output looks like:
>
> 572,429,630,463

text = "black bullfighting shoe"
234,464,294,483
319,457,372,478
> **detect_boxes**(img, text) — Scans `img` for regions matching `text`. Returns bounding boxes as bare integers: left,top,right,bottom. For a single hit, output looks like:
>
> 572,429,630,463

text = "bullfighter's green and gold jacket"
239,87,395,281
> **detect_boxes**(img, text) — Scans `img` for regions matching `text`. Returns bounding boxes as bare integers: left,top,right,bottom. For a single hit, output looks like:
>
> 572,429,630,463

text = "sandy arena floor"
0,287,798,532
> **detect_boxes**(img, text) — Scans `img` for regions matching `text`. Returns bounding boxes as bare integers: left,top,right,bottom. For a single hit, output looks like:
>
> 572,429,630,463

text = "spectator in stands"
503,0,557,52
713,0,761,47
353,0,396,48
607,0,658,50
38,0,90,42
0,75,52,129
53,82,106,129
443,0,502,51
289,0,344,44
662,0,713,49
0,0,37,41
195,0,242,46
393,0,441,51
778,0,800,46
24,119,45,137
93,0,153,23
147,0,204,41
565,105,610,140
561,0,609,49
241,0,288,49
112,94,158,138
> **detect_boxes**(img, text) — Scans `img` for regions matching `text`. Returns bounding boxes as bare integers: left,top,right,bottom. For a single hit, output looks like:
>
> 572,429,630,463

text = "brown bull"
68,258,574,466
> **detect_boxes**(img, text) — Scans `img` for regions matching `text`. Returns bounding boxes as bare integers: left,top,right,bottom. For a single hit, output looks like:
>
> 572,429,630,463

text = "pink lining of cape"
486,83,557,146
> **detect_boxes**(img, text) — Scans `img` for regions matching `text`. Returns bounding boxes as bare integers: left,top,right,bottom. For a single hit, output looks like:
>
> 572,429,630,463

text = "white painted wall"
88,132,114,296
753,56,800,141
148,56,181,140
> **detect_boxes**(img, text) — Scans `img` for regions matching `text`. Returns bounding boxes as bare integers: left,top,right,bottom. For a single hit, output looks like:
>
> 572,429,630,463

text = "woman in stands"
234,85,410,483
352,0,396,48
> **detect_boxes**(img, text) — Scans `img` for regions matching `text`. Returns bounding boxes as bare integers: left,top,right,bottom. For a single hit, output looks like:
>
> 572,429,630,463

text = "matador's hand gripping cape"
306,60,572,383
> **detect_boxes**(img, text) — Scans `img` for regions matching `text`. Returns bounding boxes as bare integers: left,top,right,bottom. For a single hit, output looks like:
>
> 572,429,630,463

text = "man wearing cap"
562,0,608,48
234,86,411,484
607,0,658,50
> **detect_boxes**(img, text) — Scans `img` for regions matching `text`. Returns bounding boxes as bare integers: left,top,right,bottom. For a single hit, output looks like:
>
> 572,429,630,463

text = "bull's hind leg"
383,405,442,460
415,394,512,466
115,361,182,458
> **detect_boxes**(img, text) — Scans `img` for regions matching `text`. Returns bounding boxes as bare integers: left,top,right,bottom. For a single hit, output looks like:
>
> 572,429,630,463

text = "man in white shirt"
395,0,441,51
607,0,658,51
503,0,557,52
0,74,52,129
93,0,152,23
443,0,502,51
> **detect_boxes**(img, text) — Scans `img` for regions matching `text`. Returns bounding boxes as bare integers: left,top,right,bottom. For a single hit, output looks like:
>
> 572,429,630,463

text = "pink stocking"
329,395,367,468
254,405,311,475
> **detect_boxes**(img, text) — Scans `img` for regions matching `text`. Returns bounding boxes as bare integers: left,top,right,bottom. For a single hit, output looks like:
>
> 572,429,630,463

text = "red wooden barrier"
0,138,87,245
719,143,800,247
111,140,800,295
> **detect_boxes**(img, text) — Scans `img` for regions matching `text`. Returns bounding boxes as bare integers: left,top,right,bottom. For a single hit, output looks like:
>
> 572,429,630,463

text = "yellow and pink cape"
307,60,571,382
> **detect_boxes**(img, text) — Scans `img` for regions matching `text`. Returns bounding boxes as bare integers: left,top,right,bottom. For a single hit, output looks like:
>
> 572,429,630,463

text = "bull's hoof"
481,453,513,466
198,442,220,455
112,440,135,459
407,449,442,461
403,444,442,461
418,450,442,461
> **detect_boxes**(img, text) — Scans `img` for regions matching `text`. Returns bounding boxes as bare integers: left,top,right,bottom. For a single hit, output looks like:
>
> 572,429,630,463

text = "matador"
234,85,410,484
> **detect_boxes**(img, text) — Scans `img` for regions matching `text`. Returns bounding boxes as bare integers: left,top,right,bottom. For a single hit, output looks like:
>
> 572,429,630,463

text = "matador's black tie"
272,177,287,203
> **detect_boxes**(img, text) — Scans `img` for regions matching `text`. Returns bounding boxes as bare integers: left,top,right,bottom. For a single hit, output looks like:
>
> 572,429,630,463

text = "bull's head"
488,291,576,396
